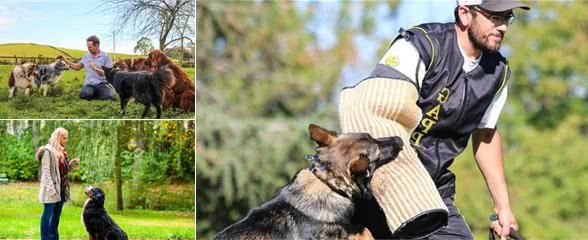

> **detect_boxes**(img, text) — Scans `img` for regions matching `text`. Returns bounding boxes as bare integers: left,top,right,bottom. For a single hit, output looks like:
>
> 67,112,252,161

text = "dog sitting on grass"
214,124,404,240
82,186,128,240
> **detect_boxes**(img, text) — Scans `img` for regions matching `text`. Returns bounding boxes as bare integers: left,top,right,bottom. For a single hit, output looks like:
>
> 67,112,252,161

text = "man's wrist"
494,203,511,212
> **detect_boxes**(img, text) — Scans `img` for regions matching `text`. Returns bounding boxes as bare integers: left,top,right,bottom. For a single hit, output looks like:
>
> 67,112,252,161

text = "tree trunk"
32,121,41,180
115,121,128,210
180,36,184,66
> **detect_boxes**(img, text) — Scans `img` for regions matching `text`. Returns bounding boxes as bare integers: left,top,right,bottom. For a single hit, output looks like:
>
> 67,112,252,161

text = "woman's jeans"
40,192,65,240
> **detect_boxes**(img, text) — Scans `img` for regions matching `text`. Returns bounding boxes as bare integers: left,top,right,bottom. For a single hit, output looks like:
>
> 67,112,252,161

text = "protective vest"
369,22,510,197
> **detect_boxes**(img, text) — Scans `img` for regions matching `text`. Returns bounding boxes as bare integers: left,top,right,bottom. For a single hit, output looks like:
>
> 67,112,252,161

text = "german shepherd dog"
102,65,175,119
214,124,404,240
82,186,128,240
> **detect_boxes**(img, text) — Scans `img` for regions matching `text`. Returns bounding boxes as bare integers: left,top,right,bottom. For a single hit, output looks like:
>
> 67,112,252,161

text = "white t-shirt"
378,38,507,129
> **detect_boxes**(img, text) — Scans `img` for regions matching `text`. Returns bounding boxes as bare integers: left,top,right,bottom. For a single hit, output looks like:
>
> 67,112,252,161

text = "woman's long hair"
47,127,68,162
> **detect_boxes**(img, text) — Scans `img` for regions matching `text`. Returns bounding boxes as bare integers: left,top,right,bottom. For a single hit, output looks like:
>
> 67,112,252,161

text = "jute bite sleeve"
339,78,448,238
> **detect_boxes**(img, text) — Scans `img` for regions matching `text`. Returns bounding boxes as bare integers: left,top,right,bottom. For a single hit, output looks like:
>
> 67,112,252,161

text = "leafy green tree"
505,1,588,128
134,37,155,55
196,1,400,237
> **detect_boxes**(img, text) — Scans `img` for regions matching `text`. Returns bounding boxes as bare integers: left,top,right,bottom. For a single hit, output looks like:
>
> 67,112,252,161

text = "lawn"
0,65,195,119
0,182,195,239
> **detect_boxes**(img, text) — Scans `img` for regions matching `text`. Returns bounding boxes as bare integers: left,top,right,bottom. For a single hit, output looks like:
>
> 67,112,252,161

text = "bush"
196,104,338,238
69,181,194,211
0,130,37,181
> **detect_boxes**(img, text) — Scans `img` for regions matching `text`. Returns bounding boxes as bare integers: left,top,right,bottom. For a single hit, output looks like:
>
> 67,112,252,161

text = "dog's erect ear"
349,155,369,175
309,124,337,147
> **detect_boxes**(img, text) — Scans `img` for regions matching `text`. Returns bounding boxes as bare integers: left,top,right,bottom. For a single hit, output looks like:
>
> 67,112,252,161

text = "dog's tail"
8,70,15,88
8,70,16,98
151,65,176,100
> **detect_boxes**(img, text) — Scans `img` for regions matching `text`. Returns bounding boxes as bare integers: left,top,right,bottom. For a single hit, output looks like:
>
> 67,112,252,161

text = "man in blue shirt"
60,35,113,100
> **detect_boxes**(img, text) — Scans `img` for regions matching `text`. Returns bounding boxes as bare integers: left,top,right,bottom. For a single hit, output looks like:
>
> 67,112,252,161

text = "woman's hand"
70,155,81,168
49,191,59,200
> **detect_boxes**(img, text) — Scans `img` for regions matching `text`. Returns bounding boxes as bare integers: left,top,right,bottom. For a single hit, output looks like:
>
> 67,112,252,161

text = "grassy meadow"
0,182,195,239
0,65,195,119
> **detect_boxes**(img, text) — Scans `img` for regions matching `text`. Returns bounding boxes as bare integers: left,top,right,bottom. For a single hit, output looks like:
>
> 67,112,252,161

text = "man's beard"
468,23,501,53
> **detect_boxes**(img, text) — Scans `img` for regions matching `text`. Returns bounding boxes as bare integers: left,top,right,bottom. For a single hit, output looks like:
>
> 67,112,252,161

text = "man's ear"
458,5,473,28
309,124,337,147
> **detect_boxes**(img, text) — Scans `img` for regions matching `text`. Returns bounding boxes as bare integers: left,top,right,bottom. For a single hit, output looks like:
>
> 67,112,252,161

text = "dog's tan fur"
8,63,37,98
214,124,403,240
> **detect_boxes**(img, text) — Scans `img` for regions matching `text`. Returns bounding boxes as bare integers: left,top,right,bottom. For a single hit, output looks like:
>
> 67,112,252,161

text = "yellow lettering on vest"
426,104,441,120
411,132,424,146
421,118,436,134
437,87,450,103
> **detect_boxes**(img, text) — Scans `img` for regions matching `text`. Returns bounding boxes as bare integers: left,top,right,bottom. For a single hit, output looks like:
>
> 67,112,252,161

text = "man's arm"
88,61,105,76
472,128,517,239
57,56,83,71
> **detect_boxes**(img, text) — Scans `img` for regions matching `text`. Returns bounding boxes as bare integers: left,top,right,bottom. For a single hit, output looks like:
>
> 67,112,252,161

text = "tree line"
0,120,195,211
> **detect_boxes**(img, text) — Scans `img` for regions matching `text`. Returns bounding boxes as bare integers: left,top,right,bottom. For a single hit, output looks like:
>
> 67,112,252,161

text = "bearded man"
343,1,530,239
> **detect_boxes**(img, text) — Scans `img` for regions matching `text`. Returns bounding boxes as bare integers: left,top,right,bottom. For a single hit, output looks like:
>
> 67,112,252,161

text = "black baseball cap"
457,0,530,12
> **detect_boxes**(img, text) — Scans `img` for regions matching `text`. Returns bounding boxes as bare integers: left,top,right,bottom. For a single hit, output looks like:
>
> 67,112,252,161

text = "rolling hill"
0,43,142,60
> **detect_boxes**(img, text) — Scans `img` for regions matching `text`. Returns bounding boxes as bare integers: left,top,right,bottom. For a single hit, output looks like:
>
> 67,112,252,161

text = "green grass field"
0,65,195,119
0,43,141,60
0,182,195,239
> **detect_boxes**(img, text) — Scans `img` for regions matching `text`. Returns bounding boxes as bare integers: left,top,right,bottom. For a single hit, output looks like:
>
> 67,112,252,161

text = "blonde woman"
36,127,80,240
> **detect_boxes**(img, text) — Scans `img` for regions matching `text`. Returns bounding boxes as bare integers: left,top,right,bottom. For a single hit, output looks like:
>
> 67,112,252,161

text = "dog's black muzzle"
368,136,404,176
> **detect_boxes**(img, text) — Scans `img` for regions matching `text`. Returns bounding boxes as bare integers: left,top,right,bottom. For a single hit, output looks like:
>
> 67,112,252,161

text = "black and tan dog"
82,186,128,240
214,124,404,240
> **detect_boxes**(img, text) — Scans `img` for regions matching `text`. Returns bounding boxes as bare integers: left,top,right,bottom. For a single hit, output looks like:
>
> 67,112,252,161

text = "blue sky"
0,0,169,54
0,0,453,57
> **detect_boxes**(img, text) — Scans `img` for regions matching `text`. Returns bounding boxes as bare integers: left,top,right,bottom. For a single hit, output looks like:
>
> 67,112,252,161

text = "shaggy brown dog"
145,49,195,112
114,58,149,72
